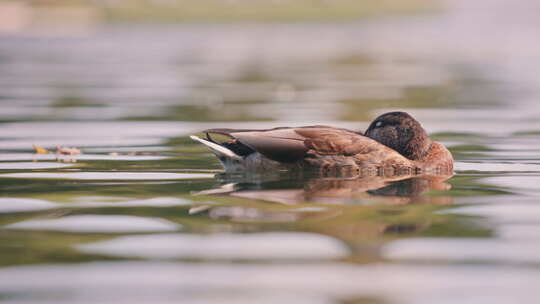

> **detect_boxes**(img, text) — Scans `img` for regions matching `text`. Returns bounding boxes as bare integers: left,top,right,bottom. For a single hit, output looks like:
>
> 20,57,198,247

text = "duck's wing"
203,126,397,163
203,127,309,162
295,127,381,156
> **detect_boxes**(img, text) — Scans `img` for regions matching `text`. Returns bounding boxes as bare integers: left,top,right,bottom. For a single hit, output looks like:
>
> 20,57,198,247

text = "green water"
3,2,540,302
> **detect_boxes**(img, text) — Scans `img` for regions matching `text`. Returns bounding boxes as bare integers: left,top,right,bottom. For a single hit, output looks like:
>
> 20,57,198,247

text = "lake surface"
2,0,540,303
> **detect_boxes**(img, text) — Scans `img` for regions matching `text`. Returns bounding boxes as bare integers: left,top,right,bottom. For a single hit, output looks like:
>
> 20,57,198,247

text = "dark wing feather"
230,128,308,162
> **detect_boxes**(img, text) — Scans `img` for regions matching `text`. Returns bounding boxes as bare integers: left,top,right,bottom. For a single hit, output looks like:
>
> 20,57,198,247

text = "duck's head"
365,111,432,160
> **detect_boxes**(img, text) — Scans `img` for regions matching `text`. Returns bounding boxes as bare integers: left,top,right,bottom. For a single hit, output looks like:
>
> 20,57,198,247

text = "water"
2,0,540,303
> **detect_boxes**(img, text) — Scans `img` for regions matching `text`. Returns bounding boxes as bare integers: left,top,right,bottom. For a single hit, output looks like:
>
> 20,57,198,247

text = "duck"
190,111,453,175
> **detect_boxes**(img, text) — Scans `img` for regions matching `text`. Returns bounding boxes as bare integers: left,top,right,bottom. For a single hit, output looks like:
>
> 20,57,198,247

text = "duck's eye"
375,121,383,128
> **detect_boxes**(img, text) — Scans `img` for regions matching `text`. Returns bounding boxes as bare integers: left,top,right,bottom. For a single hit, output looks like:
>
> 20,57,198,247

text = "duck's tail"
190,135,242,162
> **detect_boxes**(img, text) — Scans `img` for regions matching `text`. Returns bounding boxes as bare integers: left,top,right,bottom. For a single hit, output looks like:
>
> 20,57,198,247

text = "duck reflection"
191,173,461,263
196,173,453,206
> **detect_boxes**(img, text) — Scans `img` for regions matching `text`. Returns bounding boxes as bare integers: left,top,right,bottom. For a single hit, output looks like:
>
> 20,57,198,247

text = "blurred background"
2,0,540,303
0,0,537,125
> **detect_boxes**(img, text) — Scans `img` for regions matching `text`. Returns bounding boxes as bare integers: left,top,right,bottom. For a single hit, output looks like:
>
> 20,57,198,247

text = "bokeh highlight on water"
2,0,540,303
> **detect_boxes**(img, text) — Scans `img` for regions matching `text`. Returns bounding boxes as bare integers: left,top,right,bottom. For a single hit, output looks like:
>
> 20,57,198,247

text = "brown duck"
190,111,453,174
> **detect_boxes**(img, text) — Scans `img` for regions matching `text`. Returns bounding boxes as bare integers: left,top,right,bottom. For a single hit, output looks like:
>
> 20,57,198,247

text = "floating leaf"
56,146,81,155
32,144,49,154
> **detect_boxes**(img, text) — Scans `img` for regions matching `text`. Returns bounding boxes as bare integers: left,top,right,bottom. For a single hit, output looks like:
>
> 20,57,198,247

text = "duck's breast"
419,142,454,172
